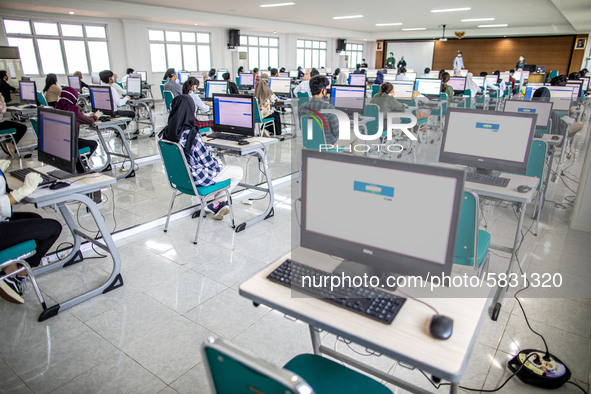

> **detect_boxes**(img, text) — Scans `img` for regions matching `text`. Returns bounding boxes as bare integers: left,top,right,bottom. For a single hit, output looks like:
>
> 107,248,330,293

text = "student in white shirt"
293,68,319,97
481,72,502,97
99,70,135,118
182,77,210,116
396,67,409,81
453,51,464,71
121,68,134,88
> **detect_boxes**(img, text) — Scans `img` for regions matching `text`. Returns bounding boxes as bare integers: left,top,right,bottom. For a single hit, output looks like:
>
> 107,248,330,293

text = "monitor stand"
48,169,76,180
473,167,502,177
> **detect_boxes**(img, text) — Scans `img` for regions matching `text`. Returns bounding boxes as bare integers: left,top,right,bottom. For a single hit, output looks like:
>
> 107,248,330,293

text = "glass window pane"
182,45,197,71
197,45,210,71
4,20,31,34
319,50,326,68
269,48,278,68
6,37,38,75
259,48,269,70
304,49,312,68
312,41,319,49
297,49,304,68
305,40,312,48
197,33,210,43
64,40,89,73
182,32,195,43
312,50,319,69
61,24,83,37
240,35,248,46
248,47,259,69
259,37,268,46
237,46,247,52
85,25,106,38
270,38,278,47
149,29,164,41
297,40,304,48
149,43,166,72
87,41,110,71
166,31,180,42
166,43,182,69
34,22,59,36
248,36,258,46
320,41,326,49
37,39,65,74
346,44,352,50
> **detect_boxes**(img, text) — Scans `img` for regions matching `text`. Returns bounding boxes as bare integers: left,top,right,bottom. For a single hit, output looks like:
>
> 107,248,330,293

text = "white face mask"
458,54,462,57
519,57,524,61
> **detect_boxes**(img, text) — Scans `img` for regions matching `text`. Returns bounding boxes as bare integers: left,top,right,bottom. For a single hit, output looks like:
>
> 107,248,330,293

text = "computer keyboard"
98,115,112,122
466,173,510,188
208,132,245,142
267,259,406,324
9,168,55,186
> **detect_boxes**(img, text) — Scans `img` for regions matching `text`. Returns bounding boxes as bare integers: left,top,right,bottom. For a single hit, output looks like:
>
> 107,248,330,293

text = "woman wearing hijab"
55,87,101,172
159,95,243,220
374,70,384,85
254,74,281,136
43,73,61,107
465,73,481,97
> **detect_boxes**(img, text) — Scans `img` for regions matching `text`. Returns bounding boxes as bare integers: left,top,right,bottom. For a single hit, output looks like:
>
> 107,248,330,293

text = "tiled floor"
1,102,590,393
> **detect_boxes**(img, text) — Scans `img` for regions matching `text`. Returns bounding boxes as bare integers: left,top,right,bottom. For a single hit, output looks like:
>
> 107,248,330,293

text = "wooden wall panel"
375,40,384,69
569,35,588,75
431,36,575,75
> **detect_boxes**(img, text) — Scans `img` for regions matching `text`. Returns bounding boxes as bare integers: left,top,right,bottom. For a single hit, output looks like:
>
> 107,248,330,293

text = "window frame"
238,34,279,70
296,38,327,70
346,43,364,69
148,28,211,72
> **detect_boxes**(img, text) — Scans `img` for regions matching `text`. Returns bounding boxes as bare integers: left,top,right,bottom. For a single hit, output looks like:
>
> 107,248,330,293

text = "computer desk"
204,136,277,232
78,92,91,112
535,133,563,209
6,105,37,122
239,247,492,394
84,117,135,179
127,97,155,138
6,169,122,322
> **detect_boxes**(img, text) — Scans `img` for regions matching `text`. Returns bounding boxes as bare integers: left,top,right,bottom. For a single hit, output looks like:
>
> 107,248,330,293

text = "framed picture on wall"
575,38,586,50
376,42,383,52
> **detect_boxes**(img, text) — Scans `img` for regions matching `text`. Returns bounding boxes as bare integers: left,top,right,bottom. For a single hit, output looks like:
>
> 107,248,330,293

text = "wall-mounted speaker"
336,39,347,52
228,29,240,48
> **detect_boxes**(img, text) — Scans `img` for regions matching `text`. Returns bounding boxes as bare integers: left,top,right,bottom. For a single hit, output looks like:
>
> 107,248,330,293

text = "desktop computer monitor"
136,71,147,82
521,71,530,80
206,81,229,98
192,74,205,89
269,77,291,95
567,80,583,98
365,69,378,79
212,94,255,137
238,73,254,89
523,64,536,73
68,75,81,92
89,86,115,115
472,76,485,88
289,70,299,78
348,73,366,86
499,72,510,82
414,78,441,96
279,72,289,78
447,77,466,93
406,72,417,81
178,71,190,84
91,72,100,84
523,82,544,99
428,70,440,78
439,108,536,175
580,76,590,91
459,69,468,77
383,74,397,82
546,86,575,98
37,107,78,177
19,81,37,105
325,76,332,91
330,85,366,114
513,71,522,81
391,81,414,99
216,70,228,80
550,97,571,111
301,149,465,279
503,100,553,129
126,75,142,97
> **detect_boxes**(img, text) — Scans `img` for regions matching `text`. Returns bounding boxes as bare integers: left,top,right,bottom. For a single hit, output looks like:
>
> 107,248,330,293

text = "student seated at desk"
0,95,27,157
43,73,61,107
0,160,62,304
163,68,182,97
297,66,304,80
73,71,89,90
237,66,244,75
421,68,431,78
270,68,278,77
370,82,406,113
465,73,481,97
208,68,217,81
293,69,317,97
0,70,17,104
99,70,136,119
373,70,384,85
396,67,409,81
492,70,507,94
480,72,501,97
121,68,134,88
440,72,454,102
223,72,239,94
55,87,100,172
353,64,362,74
182,77,212,130
255,74,282,137
159,96,243,220
508,70,517,92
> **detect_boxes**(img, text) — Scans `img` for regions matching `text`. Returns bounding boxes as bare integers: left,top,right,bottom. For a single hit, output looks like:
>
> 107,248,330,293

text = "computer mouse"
552,135,560,140
49,181,70,190
429,315,453,340
238,140,250,146
517,185,532,193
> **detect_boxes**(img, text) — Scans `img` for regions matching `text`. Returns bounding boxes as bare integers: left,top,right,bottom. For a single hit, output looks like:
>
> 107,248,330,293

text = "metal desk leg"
235,148,275,232
131,102,155,138
309,325,322,355
94,124,136,179
450,383,459,394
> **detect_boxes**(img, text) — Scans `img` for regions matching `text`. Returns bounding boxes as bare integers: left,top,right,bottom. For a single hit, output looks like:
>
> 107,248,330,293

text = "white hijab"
465,73,481,97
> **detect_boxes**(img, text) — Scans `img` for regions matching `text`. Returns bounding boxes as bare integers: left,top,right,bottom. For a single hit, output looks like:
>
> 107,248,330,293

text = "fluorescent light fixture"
431,7,471,13
259,2,295,7
401,27,427,31
461,18,494,22
478,24,508,28
68,11,75,14
194,23,199,25
375,22,403,27
333,15,364,20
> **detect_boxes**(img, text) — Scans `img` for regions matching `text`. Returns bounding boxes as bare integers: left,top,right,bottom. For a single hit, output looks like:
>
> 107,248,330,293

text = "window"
2,19,110,75
346,43,364,69
296,39,326,70
238,35,279,70
148,29,211,73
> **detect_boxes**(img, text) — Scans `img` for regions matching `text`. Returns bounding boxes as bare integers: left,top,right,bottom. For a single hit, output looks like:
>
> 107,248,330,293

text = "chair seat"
284,354,392,394
196,178,231,196
0,128,17,136
454,230,491,267
0,240,37,263
79,147,91,155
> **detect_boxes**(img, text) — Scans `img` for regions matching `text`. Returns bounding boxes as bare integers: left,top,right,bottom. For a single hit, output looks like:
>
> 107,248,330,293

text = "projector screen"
386,41,435,73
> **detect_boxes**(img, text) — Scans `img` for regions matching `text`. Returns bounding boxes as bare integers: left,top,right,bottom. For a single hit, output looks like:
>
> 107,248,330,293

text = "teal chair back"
296,92,309,108
455,191,479,264
30,118,39,138
549,70,559,80
301,115,327,150
157,140,197,196
235,77,239,86
362,104,380,136
526,140,547,191
163,90,174,112
253,97,262,123
371,84,381,97
159,84,165,98
36,92,48,106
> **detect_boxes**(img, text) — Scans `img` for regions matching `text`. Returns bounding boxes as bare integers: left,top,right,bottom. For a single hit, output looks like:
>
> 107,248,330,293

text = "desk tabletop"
466,172,539,203
536,134,563,146
90,117,133,127
204,136,278,153
128,98,154,104
239,247,491,382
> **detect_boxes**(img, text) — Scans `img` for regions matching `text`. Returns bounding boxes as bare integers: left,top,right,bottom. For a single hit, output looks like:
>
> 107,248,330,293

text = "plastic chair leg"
194,196,206,245
225,189,235,228
164,190,177,232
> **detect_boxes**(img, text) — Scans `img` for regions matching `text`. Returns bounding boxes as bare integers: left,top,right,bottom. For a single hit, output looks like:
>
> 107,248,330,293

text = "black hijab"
160,95,198,156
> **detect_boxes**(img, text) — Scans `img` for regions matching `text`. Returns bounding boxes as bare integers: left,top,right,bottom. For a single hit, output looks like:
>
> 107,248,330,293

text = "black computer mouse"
517,185,532,193
552,136,560,140
429,315,453,340
49,181,70,190
238,140,250,146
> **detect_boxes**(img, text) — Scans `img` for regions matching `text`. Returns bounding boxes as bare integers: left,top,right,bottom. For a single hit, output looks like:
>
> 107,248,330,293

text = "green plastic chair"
361,104,381,138
36,91,48,106
159,84,165,98
371,84,381,97
202,336,392,394
525,140,548,235
296,92,310,109
0,240,47,309
163,90,174,112
253,97,276,136
301,115,344,152
158,140,235,244
454,191,491,277
0,127,21,157
549,70,559,80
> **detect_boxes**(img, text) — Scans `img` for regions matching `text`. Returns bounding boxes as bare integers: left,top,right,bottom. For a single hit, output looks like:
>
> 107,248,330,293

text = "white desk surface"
536,134,563,146
204,136,278,153
465,172,539,204
239,247,491,382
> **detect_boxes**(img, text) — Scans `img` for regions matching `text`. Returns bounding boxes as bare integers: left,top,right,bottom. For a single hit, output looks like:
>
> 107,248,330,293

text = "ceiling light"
375,22,403,27
401,27,427,31
478,24,508,28
431,7,471,13
194,23,199,25
333,15,364,20
461,18,494,22
259,2,295,7
68,11,75,14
